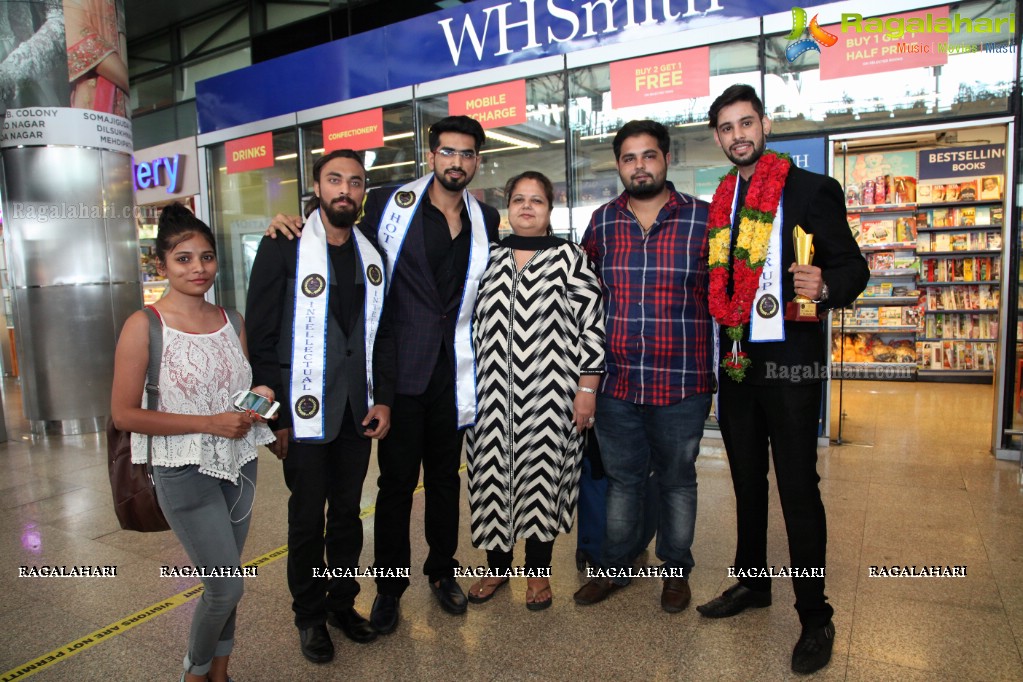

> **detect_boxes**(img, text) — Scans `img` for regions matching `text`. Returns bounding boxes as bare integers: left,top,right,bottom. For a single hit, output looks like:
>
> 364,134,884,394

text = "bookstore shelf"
834,162,1005,382
854,296,920,305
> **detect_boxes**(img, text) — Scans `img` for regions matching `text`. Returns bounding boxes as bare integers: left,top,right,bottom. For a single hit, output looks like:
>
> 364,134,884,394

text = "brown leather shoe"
573,577,623,605
661,577,691,613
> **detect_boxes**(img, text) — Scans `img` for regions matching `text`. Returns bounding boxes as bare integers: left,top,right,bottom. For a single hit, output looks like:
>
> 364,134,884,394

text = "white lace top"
131,314,274,483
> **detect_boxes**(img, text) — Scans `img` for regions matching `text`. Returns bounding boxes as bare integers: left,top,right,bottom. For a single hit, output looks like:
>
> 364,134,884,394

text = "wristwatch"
814,282,830,304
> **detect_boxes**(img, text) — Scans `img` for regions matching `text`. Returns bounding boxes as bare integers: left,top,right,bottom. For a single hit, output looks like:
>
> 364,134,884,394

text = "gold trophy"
785,225,819,322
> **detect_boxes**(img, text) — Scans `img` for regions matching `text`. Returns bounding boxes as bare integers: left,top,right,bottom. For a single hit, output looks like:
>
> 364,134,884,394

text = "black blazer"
724,165,869,385
245,234,395,439
360,184,500,396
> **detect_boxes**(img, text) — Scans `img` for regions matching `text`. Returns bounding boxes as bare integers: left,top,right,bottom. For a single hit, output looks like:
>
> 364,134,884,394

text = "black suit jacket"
724,165,869,385
360,184,500,396
245,234,395,439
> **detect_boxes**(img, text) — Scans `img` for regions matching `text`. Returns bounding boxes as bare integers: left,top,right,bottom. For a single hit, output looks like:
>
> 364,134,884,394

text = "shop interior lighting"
484,130,540,149
368,160,416,171
275,153,298,160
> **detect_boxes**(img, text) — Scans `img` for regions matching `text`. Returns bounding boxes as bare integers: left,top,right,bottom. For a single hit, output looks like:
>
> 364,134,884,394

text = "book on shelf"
903,306,922,328
992,207,1004,224
934,233,951,251
860,218,896,245
918,233,931,252
950,234,968,251
892,254,918,269
958,180,978,202
895,216,916,242
924,284,1000,310
931,208,948,227
879,307,903,326
960,206,976,226
975,206,991,225
868,252,895,270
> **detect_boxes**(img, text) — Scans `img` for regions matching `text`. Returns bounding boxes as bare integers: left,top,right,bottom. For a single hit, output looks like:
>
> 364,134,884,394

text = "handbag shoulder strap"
223,307,243,339
142,306,163,409
141,306,163,475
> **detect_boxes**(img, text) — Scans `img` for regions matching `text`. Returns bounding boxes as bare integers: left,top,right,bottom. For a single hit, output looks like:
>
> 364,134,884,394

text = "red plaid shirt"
581,184,713,405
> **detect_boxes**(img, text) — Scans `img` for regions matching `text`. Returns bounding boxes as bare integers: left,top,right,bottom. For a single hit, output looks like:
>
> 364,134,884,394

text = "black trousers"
718,379,833,628
282,405,371,629
374,353,463,596
487,539,554,572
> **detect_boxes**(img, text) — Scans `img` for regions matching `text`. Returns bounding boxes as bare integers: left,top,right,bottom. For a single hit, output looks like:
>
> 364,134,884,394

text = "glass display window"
208,130,299,311
566,39,759,228
765,0,1016,135
301,103,417,193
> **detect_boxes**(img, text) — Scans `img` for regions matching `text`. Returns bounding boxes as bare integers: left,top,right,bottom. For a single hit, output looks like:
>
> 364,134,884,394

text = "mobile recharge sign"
449,81,527,128
609,47,710,108
323,109,384,152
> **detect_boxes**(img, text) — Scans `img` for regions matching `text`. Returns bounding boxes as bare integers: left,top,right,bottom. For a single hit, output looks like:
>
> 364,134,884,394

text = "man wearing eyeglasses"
267,115,500,634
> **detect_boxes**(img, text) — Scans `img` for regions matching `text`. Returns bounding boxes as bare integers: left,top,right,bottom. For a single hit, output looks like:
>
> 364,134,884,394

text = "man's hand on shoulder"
265,214,304,240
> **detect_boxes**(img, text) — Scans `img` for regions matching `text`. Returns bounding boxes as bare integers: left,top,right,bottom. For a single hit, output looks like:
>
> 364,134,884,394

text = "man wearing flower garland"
695,84,868,675
573,120,714,614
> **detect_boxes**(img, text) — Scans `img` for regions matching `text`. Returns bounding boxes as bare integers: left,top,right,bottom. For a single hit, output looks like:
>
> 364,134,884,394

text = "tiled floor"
1,377,1021,681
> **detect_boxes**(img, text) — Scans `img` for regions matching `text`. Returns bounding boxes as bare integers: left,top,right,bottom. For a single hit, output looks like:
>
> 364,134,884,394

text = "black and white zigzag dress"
467,242,605,552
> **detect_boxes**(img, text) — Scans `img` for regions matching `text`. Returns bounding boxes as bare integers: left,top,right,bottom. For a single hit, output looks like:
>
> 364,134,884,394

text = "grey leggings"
153,459,257,676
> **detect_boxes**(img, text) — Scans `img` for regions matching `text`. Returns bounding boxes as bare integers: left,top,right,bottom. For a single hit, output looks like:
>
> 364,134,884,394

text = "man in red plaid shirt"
573,120,713,613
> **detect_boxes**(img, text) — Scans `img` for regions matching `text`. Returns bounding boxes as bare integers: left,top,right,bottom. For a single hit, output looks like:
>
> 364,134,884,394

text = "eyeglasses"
435,147,478,160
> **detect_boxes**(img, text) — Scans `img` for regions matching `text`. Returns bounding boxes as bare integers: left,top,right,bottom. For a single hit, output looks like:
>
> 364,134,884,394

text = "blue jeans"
153,459,257,676
596,393,710,584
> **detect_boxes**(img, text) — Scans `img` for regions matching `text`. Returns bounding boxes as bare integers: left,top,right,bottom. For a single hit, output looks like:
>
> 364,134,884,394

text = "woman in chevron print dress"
466,171,605,610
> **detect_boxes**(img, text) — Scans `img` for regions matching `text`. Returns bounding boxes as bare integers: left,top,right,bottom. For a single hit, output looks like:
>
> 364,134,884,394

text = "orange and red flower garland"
708,151,791,381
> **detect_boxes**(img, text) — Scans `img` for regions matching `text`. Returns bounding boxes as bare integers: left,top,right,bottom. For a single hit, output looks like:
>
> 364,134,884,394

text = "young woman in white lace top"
111,203,274,682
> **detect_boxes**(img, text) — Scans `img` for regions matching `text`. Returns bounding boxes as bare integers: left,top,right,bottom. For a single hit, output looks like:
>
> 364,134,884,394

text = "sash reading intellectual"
291,209,385,440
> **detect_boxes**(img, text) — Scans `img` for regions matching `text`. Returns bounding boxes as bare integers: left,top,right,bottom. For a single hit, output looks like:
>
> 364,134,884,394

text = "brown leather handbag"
107,307,171,532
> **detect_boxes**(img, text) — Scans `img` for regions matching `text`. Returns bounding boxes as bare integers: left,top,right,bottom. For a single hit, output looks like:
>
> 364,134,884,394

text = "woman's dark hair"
505,171,555,235
155,202,216,262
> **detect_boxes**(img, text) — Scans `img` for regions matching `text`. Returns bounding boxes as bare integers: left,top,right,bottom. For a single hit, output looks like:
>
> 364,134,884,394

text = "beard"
436,168,471,192
723,136,766,169
320,196,358,228
625,174,666,199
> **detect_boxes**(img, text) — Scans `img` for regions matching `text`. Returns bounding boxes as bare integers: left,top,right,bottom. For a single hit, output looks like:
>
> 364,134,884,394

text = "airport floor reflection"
1,378,1021,680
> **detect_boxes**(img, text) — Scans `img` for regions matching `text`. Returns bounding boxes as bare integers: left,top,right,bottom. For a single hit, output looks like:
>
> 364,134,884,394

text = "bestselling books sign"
917,144,1006,180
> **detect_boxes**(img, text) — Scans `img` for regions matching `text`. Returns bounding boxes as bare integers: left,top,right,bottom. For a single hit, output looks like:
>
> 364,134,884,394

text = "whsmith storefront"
192,0,1020,454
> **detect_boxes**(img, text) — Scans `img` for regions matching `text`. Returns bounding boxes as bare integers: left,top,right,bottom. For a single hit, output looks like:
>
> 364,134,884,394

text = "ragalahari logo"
786,7,838,62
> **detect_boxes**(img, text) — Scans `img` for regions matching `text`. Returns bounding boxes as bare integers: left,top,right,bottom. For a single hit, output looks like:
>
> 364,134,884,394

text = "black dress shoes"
791,620,835,674
327,607,377,644
298,624,334,664
695,582,771,618
430,577,468,615
369,594,401,634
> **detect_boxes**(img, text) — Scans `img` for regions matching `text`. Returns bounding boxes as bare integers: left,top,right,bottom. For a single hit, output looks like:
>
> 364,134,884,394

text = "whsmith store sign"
197,0,837,132
196,0,1014,133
